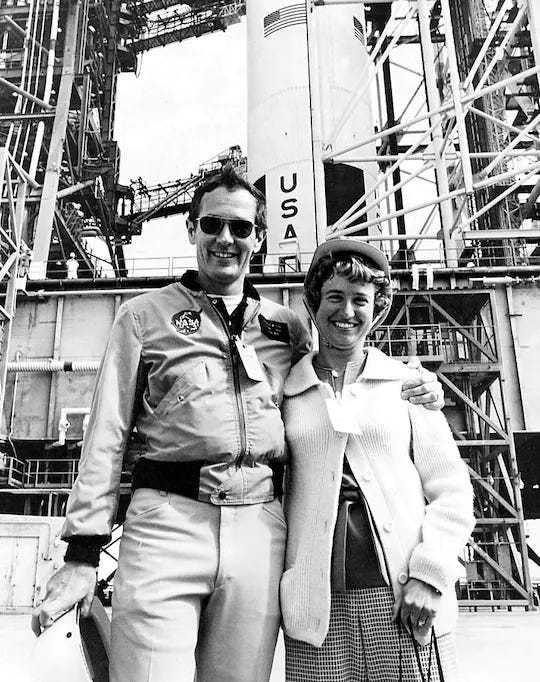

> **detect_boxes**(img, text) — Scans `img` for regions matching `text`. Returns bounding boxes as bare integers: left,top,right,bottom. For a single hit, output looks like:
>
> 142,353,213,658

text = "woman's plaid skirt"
284,586,459,682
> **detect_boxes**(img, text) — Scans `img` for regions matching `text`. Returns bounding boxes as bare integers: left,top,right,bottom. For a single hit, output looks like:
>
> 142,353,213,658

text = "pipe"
521,178,540,218
337,151,540,162
29,0,61,179
24,287,155,298
462,1,509,90
480,111,540,179
333,185,465,237
7,360,100,373
440,0,473,192
469,276,517,285
528,0,540,95
57,179,96,199
8,0,35,156
469,105,540,147
22,282,307,298
7,151,40,190
417,0,455,265
323,64,540,161
0,77,53,111
56,407,90,446
332,90,439,233
472,3,528,96
4,16,50,60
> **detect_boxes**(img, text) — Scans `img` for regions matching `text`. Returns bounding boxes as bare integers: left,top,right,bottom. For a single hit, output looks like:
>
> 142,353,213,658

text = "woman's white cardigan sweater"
280,348,475,647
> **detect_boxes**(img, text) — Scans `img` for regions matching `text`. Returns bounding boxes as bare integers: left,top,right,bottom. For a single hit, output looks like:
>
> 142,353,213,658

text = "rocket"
247,1,379,269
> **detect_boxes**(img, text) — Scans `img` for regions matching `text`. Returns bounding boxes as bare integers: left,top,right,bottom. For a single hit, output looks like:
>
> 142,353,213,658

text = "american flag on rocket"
353,16,365,44
263,4,307,37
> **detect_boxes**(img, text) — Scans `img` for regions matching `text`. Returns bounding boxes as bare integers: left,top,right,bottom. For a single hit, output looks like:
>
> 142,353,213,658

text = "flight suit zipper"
208,302,249,466
230,334,247,466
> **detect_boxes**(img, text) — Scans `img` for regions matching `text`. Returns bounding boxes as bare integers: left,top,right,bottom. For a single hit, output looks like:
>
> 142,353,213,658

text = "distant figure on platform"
66,252,79,279
16,243,32,290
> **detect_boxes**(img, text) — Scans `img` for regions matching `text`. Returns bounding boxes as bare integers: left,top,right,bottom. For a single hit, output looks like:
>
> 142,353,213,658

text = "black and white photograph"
1,1,540,680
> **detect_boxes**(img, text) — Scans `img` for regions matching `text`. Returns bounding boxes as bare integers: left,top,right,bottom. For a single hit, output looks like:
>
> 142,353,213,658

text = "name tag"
325,396,363,435
235,338,265,382
319,383,363,435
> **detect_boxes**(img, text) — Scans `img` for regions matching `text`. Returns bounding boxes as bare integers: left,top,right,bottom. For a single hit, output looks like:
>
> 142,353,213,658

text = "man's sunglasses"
197,216,256,239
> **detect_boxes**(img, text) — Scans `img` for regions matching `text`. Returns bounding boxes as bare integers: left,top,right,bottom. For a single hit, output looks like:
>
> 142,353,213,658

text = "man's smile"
331,320,357,329
210,250,238,259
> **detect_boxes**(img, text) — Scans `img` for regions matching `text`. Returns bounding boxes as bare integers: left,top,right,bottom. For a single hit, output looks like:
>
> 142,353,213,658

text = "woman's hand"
392,577,441,638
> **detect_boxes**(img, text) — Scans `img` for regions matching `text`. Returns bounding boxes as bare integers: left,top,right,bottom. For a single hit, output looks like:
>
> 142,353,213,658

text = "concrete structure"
0,514,66,614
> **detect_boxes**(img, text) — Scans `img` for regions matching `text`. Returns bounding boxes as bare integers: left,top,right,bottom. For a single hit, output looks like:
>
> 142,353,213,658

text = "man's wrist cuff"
64,536,104,567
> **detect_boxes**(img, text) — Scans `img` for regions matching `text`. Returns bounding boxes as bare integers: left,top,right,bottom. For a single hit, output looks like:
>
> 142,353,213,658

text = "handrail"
22,458,132,489
29,239,540,280
369,324,497,363
24,458,80,487
0,455,26,488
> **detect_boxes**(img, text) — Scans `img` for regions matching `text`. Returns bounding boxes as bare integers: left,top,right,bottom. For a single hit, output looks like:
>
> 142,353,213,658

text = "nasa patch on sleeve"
259,315,290,343
171,309,201,335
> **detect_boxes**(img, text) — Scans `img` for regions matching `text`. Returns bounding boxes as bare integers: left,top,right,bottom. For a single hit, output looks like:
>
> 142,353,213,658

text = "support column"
490,285,535,608
0,166,26,438
381,52,407,252
525,0,540,95
29,0,81,279
417,0,457,265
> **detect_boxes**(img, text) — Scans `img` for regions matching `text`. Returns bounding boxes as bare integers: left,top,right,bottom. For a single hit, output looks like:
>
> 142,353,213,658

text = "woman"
280,238,475,681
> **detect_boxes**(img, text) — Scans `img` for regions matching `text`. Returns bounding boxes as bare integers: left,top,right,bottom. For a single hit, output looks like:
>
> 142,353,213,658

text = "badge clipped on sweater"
320,383,363,435
234,337,265,382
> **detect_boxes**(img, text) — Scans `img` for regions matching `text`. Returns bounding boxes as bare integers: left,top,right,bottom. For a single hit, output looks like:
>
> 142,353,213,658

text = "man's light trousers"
110,488,286,682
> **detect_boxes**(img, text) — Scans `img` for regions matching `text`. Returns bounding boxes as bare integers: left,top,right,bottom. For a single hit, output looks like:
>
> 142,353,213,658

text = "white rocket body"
247,1,378,267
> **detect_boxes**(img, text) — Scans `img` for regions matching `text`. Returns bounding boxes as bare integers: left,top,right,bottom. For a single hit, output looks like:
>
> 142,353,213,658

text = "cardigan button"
362,472,372,482
383,521,393,533
398,572,408,585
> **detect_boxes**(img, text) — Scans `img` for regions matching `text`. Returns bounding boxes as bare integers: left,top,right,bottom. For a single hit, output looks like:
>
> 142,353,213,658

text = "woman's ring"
417,618,427,627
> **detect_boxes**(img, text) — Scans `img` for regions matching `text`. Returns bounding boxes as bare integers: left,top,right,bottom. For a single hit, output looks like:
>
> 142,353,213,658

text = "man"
66,252,79,279
32,167,443,681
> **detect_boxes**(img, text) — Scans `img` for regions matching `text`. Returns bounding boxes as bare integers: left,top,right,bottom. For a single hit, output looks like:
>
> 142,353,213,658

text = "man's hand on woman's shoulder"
401,356,445,410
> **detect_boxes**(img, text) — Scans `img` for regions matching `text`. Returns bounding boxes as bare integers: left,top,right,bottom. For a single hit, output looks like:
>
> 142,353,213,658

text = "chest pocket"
262,362,285,405
152,361,208,419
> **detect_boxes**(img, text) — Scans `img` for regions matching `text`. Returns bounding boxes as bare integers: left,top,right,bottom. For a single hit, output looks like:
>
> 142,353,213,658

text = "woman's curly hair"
305,252,393,320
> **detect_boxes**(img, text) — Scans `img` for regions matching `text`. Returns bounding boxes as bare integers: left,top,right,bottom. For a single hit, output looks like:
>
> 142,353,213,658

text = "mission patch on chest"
259,315,290,342
171,309,201,335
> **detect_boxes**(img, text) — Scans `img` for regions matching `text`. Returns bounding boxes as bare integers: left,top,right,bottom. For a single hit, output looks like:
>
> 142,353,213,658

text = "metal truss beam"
375,284,535,607
127,0,245,53
0,149,28,432
29,0,80,279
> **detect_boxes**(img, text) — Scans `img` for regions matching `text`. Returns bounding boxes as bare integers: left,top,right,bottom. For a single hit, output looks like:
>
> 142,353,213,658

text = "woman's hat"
304,237,392,334
307,237,391,280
